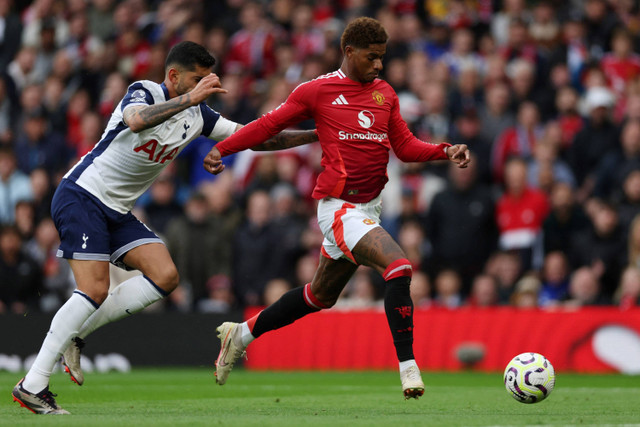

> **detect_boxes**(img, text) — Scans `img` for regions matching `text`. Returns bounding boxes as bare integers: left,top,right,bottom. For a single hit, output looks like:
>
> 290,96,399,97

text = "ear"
344,45,355,57
167,68,180,84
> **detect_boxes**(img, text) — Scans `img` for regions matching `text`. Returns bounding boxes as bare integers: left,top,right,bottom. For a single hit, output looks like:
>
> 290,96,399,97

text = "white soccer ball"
503,352,555,404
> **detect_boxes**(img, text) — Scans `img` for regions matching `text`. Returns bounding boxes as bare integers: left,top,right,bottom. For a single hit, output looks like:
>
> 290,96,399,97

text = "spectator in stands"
569,86,618,201
583,0,621,60
510,275,541,309
335,267,380,309
397,220,426,272
539,251,570,307
263,278,292,307
196,274,235,313
543,181,591,254
232,190,277,306
0,146,33,225
492,101,544,182
87,0,116,41
0,0,23,72
447,67,484,125
486,250,523,304
142,172,184,236
14,200,35,240
268,183,307,285
290,3,326,63
6,46,38,92
15,108,70,175
433,269,463,309
440,28,485,78
496,157,549,270
410,270,433,309
570,200,627,298
593,119,640,201
415,81,451,142
527,126,576,193
0,76,14,145
491,0,530,47
29,167,54,223
554,85,584,151
24,217,75,313
426,156,497,289
466,274,499,308
601,28,640,97
627,214,640,269
449,109,492,185
224,1,277,80
564,266,609,307
42,76,67,135
165,191,233,308
0,225,42,313
618,169,640,232
614,266,640,309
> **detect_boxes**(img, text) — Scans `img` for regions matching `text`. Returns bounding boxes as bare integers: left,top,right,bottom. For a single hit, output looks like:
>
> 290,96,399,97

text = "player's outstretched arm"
124,74,228,133
445,144,471,168
251,129,318,151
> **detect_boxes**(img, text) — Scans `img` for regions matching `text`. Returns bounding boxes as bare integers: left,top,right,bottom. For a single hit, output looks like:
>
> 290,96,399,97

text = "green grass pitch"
1,368,639,426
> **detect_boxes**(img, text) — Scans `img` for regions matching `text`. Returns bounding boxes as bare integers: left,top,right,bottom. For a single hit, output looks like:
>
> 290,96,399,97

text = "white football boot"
400,365,425,399
215,322,247,385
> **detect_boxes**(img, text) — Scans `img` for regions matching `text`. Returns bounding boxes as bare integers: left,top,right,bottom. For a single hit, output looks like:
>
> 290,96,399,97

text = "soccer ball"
503,352,555,404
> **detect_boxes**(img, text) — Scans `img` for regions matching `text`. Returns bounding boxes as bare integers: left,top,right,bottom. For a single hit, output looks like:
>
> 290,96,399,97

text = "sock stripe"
143,275,169,297
73,290,100,309
383,259,412,281
303,283,327,309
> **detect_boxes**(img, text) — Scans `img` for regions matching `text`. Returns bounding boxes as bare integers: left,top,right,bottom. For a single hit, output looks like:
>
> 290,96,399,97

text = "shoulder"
126,80,164,99
295,70,347,91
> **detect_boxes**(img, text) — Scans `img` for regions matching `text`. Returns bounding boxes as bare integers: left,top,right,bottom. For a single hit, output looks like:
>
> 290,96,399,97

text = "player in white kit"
12,41,317,415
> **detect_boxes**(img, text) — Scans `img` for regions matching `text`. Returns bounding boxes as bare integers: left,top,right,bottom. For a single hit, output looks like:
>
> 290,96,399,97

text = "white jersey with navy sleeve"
64,80,237,213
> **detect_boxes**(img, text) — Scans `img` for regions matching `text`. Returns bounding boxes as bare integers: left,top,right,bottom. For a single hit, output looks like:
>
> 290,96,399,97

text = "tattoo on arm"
251,130,318,151
125,93,193,131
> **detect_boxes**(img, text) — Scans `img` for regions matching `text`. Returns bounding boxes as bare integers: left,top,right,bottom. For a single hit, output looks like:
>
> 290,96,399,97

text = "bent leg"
22,260,108,393
250,255,358,339
352,227,416,362
77,243,176,339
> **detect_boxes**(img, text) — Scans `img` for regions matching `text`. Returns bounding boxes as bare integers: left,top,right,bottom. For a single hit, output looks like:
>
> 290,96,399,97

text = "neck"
163,78,178,99
340,62,365,84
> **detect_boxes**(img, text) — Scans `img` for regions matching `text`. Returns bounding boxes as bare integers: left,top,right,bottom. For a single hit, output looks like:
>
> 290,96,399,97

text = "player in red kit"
205,17,470,399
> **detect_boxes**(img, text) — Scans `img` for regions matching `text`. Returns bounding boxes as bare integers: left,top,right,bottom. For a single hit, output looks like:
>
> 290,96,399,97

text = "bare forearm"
251,130,318,151
124,94,194,132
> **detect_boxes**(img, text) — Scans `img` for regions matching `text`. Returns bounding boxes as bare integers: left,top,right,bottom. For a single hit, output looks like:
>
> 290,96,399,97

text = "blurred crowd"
2,0,640,315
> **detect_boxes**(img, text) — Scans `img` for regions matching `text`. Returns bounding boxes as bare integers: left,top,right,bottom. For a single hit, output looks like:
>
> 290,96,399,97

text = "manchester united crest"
372,90,385,105
363,219,376,225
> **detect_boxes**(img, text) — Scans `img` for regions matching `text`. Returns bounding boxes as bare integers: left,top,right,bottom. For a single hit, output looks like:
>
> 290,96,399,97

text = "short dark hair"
340,17,388,53
165,41,216,71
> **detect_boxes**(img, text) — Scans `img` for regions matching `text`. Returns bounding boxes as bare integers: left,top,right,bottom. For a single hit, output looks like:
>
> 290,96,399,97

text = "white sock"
399,359,418,372
240,322,255,347
78,275,166,339
23,292,98,393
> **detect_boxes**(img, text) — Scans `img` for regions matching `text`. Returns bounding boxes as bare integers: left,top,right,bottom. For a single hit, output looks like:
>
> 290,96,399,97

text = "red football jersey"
216,69,450,202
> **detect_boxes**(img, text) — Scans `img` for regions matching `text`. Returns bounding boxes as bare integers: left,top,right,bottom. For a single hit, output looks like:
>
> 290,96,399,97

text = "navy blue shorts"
51,179,164,270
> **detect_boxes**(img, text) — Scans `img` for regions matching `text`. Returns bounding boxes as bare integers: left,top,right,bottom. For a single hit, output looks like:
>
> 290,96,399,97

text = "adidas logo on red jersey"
331,94,349,105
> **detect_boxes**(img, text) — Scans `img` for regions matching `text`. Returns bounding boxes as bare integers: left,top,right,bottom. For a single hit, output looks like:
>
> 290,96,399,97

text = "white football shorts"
317,195,382,263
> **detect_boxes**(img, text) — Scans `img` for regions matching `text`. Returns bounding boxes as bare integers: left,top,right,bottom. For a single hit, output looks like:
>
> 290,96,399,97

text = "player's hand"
203,147,225,175
446,144,470,168
189,73,228,105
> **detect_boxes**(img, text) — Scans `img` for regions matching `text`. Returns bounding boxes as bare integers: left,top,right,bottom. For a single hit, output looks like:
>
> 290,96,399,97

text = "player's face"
348,44,386,83
174,65,213,96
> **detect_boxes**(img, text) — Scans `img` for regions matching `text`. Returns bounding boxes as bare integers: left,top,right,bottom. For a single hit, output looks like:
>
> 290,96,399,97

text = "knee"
150,264,180,294
87,288,109,305
383,258,413,282
312,287,341,308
